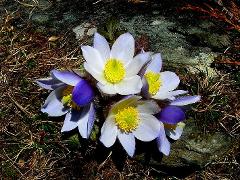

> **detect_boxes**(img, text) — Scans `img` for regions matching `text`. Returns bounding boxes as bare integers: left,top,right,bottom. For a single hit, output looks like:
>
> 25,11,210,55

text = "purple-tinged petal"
166,122,185,140
100,116,118,147
93,32,110,61
170,95,201,106
61,109,81,132
146,53,162,73
77,104,95,139
157,122,171,156
168,90,188,97
36,77,64,90
87,103,95,138
157,106,185,124
72,79,94,106
52,69,82,86
41,86,69,116
118,132,135,157
141,77,151,99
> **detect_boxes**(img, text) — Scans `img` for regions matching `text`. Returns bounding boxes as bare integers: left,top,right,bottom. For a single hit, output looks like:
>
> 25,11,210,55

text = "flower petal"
41,86,69,116
61,109,80,132
110,95,141,115
84,62,106,84
146,53,162,73
133,114,160,141
157,106,185,124
93,32,110,61
141,77,151,99
166,122,185,140
168,90,188,97
100,116,118,147
72,79,94,106
97,82,117,95
52,69,82,86
136,100,160,115
114,75,142,95
118,132,135,157
110,33,134,65
36,77,64,90
77,104,95,138
156,123,171,156
87,103,95,138
126,52,151,77
160,71,180,92
170,95,201,106
81,45,104,71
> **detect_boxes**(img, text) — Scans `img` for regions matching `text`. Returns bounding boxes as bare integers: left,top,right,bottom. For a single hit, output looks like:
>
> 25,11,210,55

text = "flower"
99,96,163,157
156,95,201,155
36,69,95,138
81,32,151,95
142,53,188,100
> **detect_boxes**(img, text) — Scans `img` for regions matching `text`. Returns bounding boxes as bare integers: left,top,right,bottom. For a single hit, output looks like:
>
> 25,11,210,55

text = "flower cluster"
36,32,200,157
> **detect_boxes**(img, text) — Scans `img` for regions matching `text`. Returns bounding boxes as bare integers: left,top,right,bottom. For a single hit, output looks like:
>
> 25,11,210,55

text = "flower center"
164,123,177,130
115,107,139,133
61,86,80,110
144,71,162,95
104,59,125,84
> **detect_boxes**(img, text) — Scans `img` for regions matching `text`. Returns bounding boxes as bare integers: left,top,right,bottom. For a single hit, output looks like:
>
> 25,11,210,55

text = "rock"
31,14,50,25
135,120,233,177
72,23,97,40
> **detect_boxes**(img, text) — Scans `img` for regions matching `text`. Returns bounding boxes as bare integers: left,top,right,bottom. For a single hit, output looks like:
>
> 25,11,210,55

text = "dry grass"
0,7,239,180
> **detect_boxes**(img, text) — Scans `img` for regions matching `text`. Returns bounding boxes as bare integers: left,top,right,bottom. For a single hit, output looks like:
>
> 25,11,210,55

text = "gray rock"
135,120,232,176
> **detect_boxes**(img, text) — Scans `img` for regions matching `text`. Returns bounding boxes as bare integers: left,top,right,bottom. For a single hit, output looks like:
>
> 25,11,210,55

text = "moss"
1,161,18,179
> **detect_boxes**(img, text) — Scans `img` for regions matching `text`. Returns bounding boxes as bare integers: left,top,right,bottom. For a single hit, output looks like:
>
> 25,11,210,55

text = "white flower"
81,32,151,95
99,96,162,157
142,53,186,100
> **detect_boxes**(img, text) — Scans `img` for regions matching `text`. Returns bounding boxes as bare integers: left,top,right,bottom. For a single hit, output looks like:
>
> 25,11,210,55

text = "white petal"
84,62,106,84
157,122,171,156
152,90,172,100
136,100,160,114
126,52,151,77
41,86,69,116
170,95,201,106
110,33,134,65
97,82,117,95
61,110,79,132
168,90,188,97
114,75,142,95
160,71,180,91
146,53,162,73
81,45,104,71
118,132,135,157
94,32,110,61
100,116,118,147
166,122,185,140
133,114,160,141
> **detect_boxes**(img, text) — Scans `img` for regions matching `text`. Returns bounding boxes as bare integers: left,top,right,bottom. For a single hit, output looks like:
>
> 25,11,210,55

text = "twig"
8,93,33,117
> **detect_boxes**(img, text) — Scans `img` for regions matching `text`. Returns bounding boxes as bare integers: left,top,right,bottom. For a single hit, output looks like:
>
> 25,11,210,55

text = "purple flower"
36,69,95,138
156,95,201,156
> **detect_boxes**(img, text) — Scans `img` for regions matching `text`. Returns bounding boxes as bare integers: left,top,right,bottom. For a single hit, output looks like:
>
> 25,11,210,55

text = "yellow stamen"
144,71,162,96
115,107,139,133
61,86,80,110
104,59,125,84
